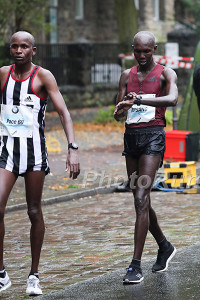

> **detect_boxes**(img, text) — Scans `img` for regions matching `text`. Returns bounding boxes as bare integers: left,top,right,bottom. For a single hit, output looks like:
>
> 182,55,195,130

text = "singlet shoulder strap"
27,65,40,94
130,65,137,74
154,63,164,72
27,65,48,100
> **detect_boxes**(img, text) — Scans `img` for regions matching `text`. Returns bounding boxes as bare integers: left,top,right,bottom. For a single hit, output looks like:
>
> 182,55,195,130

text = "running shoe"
123,266,144,283
0,271,11,292
26,275,43,296
152,243,176,272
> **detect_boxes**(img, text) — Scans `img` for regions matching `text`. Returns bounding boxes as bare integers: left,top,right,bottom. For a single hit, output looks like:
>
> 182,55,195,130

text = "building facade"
40,0,176,44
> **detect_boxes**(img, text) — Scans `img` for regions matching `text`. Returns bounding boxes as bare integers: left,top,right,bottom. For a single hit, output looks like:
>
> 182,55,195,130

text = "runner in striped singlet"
0,31,80,296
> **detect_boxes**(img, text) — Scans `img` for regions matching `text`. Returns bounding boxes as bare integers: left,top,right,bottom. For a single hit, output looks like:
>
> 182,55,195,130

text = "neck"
14,62,33,74
13,62,34,80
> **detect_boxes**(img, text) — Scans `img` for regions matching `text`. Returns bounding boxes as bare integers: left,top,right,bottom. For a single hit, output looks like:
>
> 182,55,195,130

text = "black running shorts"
122,126,166,166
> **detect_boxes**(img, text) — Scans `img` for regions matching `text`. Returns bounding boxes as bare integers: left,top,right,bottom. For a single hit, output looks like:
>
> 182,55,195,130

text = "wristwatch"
68,142,79,150
135,95,142,106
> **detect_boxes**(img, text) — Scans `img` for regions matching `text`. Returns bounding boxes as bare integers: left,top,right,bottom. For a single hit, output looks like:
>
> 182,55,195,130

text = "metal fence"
35,43,128,86
0,42,165,86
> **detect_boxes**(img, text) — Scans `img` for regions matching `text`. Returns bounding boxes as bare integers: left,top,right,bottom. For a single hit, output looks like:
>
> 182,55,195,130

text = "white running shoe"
26,275,43,296
0,271,11,292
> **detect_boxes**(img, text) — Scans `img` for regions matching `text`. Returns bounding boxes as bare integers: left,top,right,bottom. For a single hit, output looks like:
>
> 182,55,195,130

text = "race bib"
0,104,33,138
126,94,156,124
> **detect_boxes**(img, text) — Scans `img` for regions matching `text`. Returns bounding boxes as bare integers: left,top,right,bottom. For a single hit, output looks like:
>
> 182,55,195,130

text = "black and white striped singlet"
0,64,50,176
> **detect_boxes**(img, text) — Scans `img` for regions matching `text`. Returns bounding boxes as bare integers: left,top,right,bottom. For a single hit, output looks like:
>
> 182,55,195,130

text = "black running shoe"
123,266,144,283
152,243,176,272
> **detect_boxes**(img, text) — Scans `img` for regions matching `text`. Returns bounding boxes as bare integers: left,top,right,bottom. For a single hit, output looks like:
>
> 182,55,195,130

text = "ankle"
158,237,171,251
29,272,39,278
130,258,141,269
0,268,6,278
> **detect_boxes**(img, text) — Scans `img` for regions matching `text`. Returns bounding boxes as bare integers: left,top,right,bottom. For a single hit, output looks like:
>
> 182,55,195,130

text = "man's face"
133,40,156,69
10,33,36,65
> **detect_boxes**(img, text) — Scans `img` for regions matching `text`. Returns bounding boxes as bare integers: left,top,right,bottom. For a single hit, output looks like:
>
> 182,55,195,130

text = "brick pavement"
1,116,200,298
1,190,200,299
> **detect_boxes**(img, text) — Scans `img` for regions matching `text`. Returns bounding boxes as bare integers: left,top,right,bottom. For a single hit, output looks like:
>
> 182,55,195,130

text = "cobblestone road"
1,112,200,299
1,190,200,299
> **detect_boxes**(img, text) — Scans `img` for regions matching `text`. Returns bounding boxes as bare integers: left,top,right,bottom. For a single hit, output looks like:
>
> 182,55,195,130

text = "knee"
134,194,150,215
27,207,43,223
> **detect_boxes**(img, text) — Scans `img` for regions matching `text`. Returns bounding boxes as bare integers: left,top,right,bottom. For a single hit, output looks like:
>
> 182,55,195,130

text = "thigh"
0,168,17,208
24,171,45,209
125,155,138,178
137,154,161,192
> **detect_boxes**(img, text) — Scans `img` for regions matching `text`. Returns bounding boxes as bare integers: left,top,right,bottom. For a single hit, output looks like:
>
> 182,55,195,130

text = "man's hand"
114,99,134,117
66,149,80,179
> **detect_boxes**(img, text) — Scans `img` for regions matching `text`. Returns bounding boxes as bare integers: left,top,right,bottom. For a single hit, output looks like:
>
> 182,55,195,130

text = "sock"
158,237,170,251
29,272,39,278
130,258,141,269
0,268,6,278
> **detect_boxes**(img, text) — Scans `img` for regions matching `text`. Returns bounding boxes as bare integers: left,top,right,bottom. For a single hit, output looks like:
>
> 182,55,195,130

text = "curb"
6,184,118,213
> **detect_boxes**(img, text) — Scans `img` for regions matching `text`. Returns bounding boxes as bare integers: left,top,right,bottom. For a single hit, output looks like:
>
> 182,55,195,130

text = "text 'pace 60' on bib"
126,94,156,124
0,104,33,138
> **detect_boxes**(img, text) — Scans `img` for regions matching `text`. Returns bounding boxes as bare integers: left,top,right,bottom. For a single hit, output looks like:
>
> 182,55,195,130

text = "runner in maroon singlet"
114,31,178,284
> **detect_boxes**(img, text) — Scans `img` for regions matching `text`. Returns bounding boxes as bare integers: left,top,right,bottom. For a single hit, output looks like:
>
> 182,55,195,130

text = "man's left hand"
66,150,80,179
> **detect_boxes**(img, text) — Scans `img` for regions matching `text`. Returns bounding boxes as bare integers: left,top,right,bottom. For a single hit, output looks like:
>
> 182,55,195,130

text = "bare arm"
115,67,178,116
114,69,131,121
38,68,80,179
0,66,10,92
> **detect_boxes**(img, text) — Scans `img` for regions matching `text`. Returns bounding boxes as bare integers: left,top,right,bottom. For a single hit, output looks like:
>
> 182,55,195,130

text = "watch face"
72,143,78,149
69,143,78,149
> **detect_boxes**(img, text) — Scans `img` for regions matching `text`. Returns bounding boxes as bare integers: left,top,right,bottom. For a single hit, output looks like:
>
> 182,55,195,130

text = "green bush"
165,109,173,125
94,105,115,124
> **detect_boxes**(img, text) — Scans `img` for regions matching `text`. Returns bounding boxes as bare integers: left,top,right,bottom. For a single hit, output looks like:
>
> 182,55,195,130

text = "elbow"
114,114,120,122
169,96,178,107
172,97,178,107
59,109,71,124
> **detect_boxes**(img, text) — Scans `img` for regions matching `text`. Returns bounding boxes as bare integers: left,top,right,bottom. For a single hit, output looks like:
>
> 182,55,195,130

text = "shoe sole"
0,281,11,292
153,247,177,273
123,276,144,284
26,291,43,296
26,288,43,296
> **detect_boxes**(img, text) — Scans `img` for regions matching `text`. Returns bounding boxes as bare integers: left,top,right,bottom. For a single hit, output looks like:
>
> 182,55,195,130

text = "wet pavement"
1,111,200,299
38,242,200,300
2,186,200,299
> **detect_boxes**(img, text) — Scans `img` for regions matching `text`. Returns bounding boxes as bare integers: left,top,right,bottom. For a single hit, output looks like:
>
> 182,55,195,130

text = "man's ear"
154,44,157,52
32,46,37,57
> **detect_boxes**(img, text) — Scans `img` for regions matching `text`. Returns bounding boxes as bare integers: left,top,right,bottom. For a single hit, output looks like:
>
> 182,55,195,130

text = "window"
49,0,58,43
153,0,159,21
153,0,165,21
134,0,139,10
75,0,84,20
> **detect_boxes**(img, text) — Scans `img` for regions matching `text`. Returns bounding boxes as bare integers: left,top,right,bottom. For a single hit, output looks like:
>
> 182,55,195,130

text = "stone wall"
138,0,175,42
57,0,119,43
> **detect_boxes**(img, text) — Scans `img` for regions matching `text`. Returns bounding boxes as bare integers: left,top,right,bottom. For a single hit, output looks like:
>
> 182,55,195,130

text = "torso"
0,64,50,176
125,64,166,128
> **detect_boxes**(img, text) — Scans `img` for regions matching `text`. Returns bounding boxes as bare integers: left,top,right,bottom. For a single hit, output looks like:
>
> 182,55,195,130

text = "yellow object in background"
164,161,196,188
